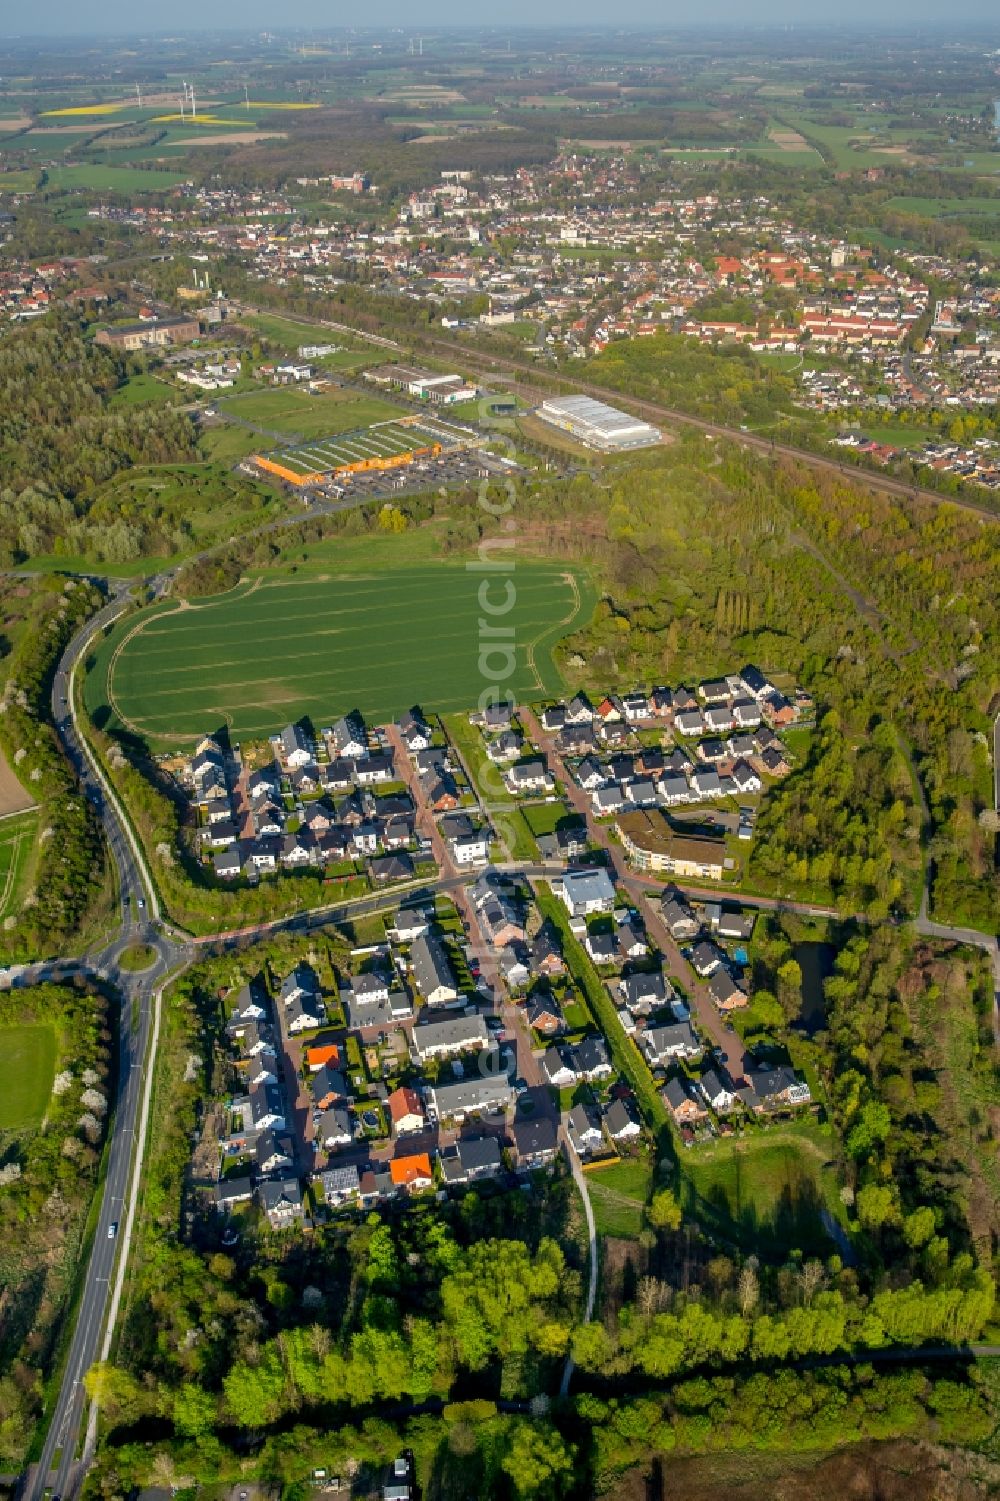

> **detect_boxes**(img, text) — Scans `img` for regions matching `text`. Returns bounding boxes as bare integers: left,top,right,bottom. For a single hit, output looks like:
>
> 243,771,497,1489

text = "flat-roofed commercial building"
536,394,661,452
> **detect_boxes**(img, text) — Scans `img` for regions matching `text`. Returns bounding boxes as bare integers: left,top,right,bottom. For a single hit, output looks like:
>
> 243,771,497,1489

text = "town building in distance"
535,394,662,452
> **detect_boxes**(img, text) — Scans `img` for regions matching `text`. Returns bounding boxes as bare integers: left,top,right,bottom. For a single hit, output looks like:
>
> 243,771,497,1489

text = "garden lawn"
0,1023,55,1130
87,561,595,746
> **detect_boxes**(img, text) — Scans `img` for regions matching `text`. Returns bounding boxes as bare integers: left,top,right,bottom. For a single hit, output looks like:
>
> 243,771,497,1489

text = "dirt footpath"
0,750,35,818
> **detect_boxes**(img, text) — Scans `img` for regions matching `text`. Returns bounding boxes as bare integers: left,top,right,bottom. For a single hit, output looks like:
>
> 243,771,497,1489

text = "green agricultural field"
86,561,596,746
679,1123,845,1259
0,812,38,923
0,1023,55,1131
218,388,402,441
40,164,187,191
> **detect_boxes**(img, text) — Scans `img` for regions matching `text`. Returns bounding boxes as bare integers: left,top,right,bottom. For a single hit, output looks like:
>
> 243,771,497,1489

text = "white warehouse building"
535,394,661,452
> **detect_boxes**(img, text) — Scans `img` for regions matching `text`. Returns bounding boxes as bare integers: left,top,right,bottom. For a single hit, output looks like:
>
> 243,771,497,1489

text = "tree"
501,1420,574,1499
647,1188,682,1232
856,1183,899,1231
172,1382,217,1439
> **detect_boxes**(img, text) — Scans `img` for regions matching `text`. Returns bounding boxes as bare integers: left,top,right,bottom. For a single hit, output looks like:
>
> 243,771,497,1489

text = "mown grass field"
87,561,596,746
0,812,38,923
678,1123,844,1259
0,1023,55,1131
218,387,401,439
587,1157,653,1238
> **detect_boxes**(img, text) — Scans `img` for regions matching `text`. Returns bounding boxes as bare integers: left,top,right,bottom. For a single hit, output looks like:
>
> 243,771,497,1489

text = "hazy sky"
8,1,1000,37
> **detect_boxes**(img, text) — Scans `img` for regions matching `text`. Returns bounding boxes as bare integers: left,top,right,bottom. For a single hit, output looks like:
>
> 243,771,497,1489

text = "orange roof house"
306,1043,342,1072
389,1153,433,1191
387,1086,425,1134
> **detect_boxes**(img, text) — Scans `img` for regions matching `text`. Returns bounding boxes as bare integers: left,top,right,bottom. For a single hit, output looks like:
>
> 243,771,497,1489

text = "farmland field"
0,1023,55,1131
40,164,187,191
86,561,596,746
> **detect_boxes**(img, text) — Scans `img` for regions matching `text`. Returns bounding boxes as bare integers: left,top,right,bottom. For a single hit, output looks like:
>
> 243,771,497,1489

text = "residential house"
318,1163,361,1207
660,892,700,941
259,1176,304,1228
506,757,553,795
742,1064,811,1111
585,929,617,966
698,678,731,706
411,932,460,1006
256,1129,295,1176
317,1107,354,1150
313,1066,349,1111
708,970,748,1010
278,723,313,768
554,867,616,917
662,1075,707,1125
286,993,326,1034
566,693,594,724
732,760,763,794
329,711,368,760
228,978,267,1026
440,1135,504,1186
370,852,414,883
487,729,523,763
690,941,725,977
279,965,320,1010
527,993,564,1036
567,1103,603,1157
674,710,705,738
575,757,606,791
700,1068,738,1113
214,845,244,880
511,1115,559,1170
389,1153,434,1194
306,1042,341,1072
428,1076,514,1121
413,1013,489,1061
440,812,489,866
398,707,432,751
215,1175,254,1211
387,1086,426,1135
620,970,670,1013
604,1098,642,1143
642,1022,702,1067
592,784,626,816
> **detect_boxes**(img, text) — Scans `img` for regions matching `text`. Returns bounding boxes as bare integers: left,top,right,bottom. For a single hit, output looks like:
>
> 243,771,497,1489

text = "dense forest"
0,315,197,565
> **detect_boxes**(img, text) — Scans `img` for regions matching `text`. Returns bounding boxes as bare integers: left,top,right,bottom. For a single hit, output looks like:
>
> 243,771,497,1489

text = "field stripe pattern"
87,563,594,744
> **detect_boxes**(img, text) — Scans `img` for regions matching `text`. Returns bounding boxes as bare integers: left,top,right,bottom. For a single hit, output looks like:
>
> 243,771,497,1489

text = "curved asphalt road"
16,591,185,1501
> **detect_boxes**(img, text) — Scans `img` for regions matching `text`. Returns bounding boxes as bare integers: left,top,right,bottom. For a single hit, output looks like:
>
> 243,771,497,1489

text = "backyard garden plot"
86,562,595,746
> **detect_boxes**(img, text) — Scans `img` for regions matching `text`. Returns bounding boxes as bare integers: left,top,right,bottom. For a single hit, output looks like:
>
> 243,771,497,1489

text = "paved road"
16,593,185,1501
